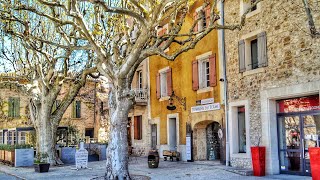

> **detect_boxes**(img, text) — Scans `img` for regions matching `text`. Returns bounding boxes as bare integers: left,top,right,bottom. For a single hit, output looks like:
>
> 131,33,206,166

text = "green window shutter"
8,97,13,117
77,101,81,118
14,97,20,117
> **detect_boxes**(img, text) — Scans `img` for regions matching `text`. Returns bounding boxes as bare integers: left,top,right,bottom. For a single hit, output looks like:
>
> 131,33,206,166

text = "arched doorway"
206,122,220,160
193,121,221,161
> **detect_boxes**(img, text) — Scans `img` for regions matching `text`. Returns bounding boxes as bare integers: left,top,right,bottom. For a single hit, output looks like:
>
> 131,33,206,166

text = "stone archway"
193,120,221,161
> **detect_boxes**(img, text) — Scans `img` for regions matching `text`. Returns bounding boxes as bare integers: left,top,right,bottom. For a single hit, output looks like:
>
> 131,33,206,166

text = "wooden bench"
163,150,180,161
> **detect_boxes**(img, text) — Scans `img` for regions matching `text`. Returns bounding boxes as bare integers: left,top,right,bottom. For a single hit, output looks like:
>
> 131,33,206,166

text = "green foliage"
34,152,49,164
0,144,32,151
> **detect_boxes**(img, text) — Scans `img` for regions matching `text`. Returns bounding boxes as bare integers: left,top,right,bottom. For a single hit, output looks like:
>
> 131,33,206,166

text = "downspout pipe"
220,0,230,167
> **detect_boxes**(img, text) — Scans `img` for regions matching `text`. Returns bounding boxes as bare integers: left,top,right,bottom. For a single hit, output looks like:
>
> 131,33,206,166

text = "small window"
251,0,257,11
137,70,143,89
18,132,26,145
134,116,142,140
72,100,81,118
194,5,211,32
8,131,15,145
8,97,20,118
199,60,210,89
238,107,246,153
250,39,258,70
160,71,167,97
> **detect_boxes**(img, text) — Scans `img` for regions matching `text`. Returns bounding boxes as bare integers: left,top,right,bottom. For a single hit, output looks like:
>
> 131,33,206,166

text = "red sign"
278,95,320,113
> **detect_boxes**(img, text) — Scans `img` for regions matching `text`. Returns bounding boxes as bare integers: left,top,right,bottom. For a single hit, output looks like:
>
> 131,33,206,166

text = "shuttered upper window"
193,5,211,33
238,31,267,73
156,67,172,99
192,53,217,91
8,97,20,118
72,100,81,118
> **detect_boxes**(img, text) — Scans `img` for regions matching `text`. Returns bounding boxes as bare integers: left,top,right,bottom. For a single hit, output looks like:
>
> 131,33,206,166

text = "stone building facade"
224,0,320,176
0,74,107,146
127,59,152,156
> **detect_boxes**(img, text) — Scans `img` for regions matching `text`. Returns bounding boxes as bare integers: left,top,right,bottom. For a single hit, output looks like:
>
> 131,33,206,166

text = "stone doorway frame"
260,81,320,175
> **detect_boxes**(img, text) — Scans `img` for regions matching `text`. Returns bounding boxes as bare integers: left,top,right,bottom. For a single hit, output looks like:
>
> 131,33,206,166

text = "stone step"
223,167,253,176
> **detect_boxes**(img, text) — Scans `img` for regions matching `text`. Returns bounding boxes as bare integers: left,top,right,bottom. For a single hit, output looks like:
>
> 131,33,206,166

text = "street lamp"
166,91,186,110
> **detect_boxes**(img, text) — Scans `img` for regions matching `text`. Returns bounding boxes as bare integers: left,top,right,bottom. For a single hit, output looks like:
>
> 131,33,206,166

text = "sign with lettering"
14,149,34,167
191,103,220,113
200,98,214,105
186,136,192,161
75,142,88,169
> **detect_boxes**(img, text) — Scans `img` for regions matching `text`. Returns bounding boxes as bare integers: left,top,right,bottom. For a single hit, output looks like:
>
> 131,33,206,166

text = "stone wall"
224,0,320,169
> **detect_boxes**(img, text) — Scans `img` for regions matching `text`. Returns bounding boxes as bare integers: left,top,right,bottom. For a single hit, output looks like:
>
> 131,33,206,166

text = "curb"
0,170,26,180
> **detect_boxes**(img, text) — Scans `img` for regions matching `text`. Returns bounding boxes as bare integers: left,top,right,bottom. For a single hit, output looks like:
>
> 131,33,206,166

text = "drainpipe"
220,0,230,167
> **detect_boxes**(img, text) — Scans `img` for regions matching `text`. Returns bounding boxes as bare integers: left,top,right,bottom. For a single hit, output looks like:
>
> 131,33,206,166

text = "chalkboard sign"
76,142,88,169
15,149,34,167
61,147,76,164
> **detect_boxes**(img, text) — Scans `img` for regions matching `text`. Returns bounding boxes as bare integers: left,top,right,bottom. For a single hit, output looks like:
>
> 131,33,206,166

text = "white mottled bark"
105,88,133,180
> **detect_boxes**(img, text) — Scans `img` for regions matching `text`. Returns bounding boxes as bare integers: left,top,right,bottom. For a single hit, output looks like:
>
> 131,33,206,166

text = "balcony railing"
133,88,148,105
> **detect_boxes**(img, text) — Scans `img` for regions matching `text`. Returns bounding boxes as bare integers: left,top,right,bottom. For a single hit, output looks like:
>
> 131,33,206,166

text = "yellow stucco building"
149,1,225,161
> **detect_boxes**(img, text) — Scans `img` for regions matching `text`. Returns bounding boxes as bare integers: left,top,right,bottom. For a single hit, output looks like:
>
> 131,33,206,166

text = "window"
238,31,267,73
192,53,217,91
156,67,172,99
250,39,258,70
8,131,15,145
238,107,246,153
240,0,261,17
134,116,142,140
8,97,20,118
199,60,210,89
72,100,81,118
160,71,167,97
193,5,211,32
137,70,143,89
251,0,257,11
18,131,26,145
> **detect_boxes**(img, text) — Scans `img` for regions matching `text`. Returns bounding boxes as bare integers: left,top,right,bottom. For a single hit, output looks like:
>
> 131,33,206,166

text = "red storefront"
277,94,320,176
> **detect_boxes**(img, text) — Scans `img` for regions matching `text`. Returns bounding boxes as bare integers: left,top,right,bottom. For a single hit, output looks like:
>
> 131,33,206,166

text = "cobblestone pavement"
0,158,311,180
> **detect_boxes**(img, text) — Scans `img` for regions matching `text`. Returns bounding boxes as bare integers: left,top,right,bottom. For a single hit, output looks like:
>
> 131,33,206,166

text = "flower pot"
309,147,320,180
251,146,266,176
5,150,15,165
0,150,5,161
34,163,50,173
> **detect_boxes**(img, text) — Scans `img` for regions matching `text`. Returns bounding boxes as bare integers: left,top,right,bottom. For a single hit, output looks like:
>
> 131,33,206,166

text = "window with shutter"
160,72,167,97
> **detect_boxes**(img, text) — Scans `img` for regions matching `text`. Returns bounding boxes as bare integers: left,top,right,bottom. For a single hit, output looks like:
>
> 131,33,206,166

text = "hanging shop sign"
191,103,220,113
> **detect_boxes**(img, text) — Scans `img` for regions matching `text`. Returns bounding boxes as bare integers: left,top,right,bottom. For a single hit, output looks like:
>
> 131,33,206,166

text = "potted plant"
250,137,266,176
34,152,50,173
14,144,34,167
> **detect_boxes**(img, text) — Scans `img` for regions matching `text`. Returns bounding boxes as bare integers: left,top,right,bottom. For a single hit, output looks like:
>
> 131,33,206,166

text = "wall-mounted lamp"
166,91,186,111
